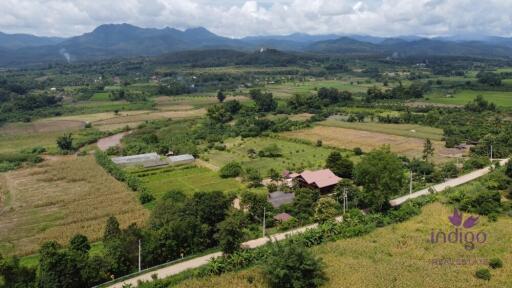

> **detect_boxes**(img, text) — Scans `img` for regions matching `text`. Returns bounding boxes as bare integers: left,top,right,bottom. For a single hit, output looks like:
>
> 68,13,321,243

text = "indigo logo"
430,208,487,250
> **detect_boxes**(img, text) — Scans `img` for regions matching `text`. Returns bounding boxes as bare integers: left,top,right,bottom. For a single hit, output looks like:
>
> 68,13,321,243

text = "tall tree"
103,216,121,242
216,210,245,254
422,138,435,162
217,90,226,103
354,147,406,211
325,151,354,178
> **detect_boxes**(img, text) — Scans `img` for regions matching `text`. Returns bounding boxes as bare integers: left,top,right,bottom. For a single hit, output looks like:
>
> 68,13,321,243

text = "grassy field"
0,120,84,154
90,92,111,101
201,137,354,177
424,90,512,107
320,119,445,141
0,156,149,256
132,165,243,201
174,202,512,288
281,126,461,163
265,79,381,98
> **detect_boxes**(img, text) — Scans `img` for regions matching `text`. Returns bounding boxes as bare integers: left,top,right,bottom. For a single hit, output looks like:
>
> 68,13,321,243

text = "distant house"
168,154,195,165
273,212,293,222
111,152,160,166
296,169,341,193
268,191,295,208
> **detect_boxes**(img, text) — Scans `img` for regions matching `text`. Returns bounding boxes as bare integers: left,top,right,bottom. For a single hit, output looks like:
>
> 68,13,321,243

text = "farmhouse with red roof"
292,169,341,193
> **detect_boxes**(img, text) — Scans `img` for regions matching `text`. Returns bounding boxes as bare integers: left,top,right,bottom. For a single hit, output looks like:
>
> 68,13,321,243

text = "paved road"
106,217,342,288
97,132,129,151
390,158,509,206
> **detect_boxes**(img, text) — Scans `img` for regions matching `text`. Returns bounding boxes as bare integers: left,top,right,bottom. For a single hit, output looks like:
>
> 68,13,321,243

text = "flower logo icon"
448,208,479,229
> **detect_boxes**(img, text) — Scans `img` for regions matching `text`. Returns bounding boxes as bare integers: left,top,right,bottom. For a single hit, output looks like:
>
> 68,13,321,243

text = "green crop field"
265,78,382,98
173,202,512,288
201,137,354,177
90,92,111,101
320,119,445,141
424,90,512,107
132,165,243,200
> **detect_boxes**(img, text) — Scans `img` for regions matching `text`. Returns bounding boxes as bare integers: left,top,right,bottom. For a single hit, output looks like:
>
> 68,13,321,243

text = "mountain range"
1,23,512,67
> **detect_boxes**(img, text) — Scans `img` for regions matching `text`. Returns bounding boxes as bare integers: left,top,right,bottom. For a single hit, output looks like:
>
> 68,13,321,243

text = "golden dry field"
281,126,463,163
175,203,512,288
0,156,149,256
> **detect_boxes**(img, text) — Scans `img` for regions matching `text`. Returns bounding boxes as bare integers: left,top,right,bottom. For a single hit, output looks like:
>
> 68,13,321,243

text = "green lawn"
319,119,445,141
132,165,243,200
424,89,512,107
201,137,353,177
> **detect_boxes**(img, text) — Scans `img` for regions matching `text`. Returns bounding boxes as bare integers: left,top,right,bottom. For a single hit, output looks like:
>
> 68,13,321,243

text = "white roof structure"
168,154,195,163
112,153,160,165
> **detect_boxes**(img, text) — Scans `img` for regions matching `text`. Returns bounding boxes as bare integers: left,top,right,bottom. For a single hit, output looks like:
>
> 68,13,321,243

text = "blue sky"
0,0,511,38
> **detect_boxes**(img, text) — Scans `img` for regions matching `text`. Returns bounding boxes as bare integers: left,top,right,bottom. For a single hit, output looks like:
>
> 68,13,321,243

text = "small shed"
168,154,195,165
274,213,293,222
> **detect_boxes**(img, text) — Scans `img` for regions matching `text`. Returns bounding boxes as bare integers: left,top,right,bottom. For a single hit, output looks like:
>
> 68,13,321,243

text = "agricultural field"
265,78,382,98
153,95,250,109
0,156,149,256
174,202,512,288
281,126,462,163
132,165,243,201
424,90,512,107
201,137,354,177
0,120,84,154
319,119,445,141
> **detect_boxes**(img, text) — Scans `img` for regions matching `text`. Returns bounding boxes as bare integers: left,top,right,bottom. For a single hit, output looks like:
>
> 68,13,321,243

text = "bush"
263,242,327,288
219,162,243,178
475,268,491,281
353,147,363,155
139,191,155,204
489,258,503,269
506,161,512,178
464,156,490,171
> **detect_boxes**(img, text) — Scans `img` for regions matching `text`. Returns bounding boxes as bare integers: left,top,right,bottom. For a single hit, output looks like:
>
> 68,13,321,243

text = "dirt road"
97,132,129,151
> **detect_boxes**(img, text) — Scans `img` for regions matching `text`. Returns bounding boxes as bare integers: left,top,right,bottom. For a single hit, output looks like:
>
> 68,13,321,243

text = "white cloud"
0,0,511,38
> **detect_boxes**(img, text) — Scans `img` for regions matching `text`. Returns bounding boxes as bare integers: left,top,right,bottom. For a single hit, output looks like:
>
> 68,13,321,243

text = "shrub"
488,213,498,222
263,242,327,288
139,191,155,204
464,156,490,171
475,268,491,281
219,162,243,178
506,161,512,178
489,258,503,269
353,147,363,155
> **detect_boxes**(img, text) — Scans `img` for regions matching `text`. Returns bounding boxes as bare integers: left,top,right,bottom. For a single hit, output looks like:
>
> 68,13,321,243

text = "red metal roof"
299,169,341,189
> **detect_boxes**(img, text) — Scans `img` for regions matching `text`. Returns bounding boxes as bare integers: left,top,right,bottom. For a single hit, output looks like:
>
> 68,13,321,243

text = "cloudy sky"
0,0,511,38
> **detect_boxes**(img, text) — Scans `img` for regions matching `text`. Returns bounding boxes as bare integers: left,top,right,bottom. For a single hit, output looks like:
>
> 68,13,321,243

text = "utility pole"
342,188,348,214
409,170,413,195
262,207,266,237
138,239,141,272
490,144,493,161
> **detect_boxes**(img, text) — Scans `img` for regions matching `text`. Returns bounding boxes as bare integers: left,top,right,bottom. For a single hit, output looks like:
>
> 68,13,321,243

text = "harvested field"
49,110,151,123
320,120,444,141
0,120,84,136
92,109,206,126
282,126,463,163
0,156,149,256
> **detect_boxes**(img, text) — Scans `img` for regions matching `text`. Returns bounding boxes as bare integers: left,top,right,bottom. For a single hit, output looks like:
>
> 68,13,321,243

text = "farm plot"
281,126,461,163
424,89,512,107
132,166,243,200
319,119,445,141
266,79,383,98
201,137,353,177
0,156,149,256
174,202,512,288
0,120,84,154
